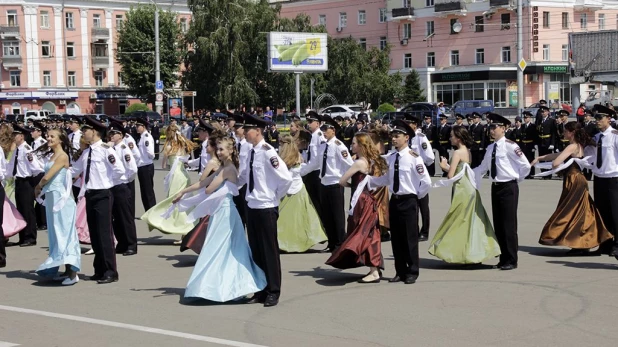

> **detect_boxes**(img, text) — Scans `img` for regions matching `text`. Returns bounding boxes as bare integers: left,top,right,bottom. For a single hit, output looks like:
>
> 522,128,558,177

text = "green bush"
126,103,151,113
377,103,396,113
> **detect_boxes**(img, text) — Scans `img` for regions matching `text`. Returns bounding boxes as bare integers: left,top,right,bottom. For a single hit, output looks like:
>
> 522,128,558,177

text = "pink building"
0,1,190,116
276,0,618,109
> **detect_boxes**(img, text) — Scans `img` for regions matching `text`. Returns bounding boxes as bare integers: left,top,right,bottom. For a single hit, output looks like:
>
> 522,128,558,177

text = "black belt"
392,193,416,199
492,180,517,186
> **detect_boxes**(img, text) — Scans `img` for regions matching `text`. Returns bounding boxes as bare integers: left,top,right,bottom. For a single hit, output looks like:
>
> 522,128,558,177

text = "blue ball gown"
183,181,266,302
36,162,81,277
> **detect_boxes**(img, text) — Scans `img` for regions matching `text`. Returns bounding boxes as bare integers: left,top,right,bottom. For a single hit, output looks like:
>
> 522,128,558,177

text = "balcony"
91,27,110,41
391,7,415,21
489,0,510,7
92,56,110,70
434,0,467,15
2,55,22,69
0,26,19,39
573,0,603,11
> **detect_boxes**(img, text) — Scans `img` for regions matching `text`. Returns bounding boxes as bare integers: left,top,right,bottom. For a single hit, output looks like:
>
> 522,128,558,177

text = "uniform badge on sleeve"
124,154,131,162
128,142,134,150
515,148,523,157
270,156,279,168
416,164,425,175
341,150,349,158
26,153,33,162
145,141,149,147
421,142,428,150
108,155,116,164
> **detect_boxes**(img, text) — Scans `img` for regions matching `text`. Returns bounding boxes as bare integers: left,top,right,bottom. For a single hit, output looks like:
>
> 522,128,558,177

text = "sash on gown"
348,175,370,216
533,156,592,177
163,155,190,194
433,163,478,190
161,181,239,224
36,170,73,212
3,196,26,238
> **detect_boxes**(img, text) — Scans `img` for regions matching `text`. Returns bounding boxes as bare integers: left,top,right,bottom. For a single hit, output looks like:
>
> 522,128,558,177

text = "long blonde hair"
164,124,197,156
279,134,301,168
216,136,239,169
0,123,14,155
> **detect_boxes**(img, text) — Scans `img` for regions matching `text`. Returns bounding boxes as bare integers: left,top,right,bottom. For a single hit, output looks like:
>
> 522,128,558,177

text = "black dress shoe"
418,234,428,242
19,241,36,247
500,264,517,271
404,276,417,284
0,260,6,268
492,262,504,269
123,250,137,256
388,275,402,283
318,248,332,253
88,274,104,281
97,275,119,284
246,294,265,304
263,294,279,307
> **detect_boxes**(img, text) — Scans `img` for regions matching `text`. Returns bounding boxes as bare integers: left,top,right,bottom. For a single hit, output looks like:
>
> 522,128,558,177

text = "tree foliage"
377,103,396,113
403,70,426,102
116,5,185,101
125,103,151,114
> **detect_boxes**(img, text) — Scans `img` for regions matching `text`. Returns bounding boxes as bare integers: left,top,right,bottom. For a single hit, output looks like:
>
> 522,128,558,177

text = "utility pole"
154,7,162,115
516,0,524,114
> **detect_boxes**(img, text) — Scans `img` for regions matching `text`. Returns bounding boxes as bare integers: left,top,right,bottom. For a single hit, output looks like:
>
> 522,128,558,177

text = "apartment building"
275,0,618,108
0,0,190,116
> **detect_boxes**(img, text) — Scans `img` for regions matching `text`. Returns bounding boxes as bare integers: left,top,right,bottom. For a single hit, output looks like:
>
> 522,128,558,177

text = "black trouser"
0,184,6,264
72,185,81,203
491,181,519,266
15,176,37,244
302,170,322,221
127,180,136,218
427,151,436,177
538,145,552,178
137,164,156,211
437,146,449,177
154,142,160,160
593,177,618,253
232,184,247,228
247,207,281,298
86,189,117,277
389,194,419,279
417,194,430,237
521,143,535,178
471,149,484,169
111,184,137,253
32,173,47,228
319,184,346,250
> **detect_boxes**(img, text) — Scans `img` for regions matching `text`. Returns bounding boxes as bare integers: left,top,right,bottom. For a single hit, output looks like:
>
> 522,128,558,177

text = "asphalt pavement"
1,161,617,347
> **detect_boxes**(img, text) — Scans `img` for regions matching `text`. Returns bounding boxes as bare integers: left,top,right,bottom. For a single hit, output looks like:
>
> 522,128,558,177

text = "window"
403,0,411,7
94,71,104,87
7,10,17,26
358,10,366,25
599,14,605,30
501,46,511,63
581,13,587,29
3,41,19,56
93,14,101,28
450,18,459,34
562,12,569,29
426,21,434,36
9,71,20,87
450,50,459,66
180,18,188,33
543,11,550,28
41,41,51,57
475,48,485,64
379,37,387,50
43,71,51,87
359,38,366,50
403,23,411,39
318,15,326,26
404,53,412,69
93,43,107,57
339,12,347,28
549,74,571,105
40,10,50,28
475,16,484,32
562,44,568,61
435,83,490,106
543,44,550,61
427,52,435,67
65,12,74,29
426,0,434,6
66,42,75,58
501,13,510,27
116,15,123,29
379,8,387,23
67,72,76,87
487,82,507,107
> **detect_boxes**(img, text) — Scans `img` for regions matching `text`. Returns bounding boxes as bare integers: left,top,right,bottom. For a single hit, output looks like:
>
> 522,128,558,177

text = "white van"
24,110,50,122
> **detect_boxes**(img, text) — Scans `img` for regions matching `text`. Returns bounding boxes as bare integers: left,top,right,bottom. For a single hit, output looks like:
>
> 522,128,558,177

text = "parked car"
451,100,494,117
131,111,162,123
24,110,51,122
319,104,364,119
399,102,436,120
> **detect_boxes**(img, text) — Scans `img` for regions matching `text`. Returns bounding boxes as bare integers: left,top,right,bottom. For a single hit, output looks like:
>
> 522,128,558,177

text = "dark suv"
400,102,436,119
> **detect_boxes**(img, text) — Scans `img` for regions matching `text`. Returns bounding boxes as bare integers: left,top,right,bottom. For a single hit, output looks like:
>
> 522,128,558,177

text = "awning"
591,73,618,84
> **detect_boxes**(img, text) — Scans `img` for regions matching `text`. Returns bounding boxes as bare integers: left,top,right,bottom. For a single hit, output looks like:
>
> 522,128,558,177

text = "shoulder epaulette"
24,144,31,150
417,133,425,137
335,140,342,146
317,131,323,136
505,139,515,144
612,130,618,135
101,143,110,149
120,144,126,149
262,143,272,150
409,150,419,157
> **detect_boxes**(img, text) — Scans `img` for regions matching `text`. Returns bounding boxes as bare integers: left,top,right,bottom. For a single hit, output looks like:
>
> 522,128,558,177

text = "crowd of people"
1,102,618,308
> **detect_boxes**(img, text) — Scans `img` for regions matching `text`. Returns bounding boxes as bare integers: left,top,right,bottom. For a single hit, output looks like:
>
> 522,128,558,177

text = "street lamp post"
154,4,162,115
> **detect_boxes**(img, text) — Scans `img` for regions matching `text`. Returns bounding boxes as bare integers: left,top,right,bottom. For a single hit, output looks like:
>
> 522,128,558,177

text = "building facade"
275,0,618,108
0,0,190,116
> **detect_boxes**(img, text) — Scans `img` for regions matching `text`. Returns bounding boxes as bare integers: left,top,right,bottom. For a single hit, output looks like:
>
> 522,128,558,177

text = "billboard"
267,32,328,73
168,98,182,117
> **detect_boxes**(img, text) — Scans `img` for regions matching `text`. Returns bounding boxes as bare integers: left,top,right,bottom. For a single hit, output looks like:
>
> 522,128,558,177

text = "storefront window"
435,83,489,105
41,101,56,113
487,82,507,107
549,74,571,105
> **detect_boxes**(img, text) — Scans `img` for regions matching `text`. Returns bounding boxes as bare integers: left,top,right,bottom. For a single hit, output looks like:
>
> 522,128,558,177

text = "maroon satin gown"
180,169,215,254
326,172,384,269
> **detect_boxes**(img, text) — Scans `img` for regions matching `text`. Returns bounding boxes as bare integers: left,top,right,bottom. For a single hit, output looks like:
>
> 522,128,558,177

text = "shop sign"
0,92,32,100
542,66,567,74
31,91,79,99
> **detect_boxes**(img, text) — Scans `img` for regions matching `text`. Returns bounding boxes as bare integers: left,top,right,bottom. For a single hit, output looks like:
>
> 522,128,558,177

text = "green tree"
403,70,426,102
116,5,184,103
377,103,396,113
125,103,151,114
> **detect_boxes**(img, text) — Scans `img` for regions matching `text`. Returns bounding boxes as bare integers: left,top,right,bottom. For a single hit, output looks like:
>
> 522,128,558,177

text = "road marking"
0,305,266,347
0,342,19,347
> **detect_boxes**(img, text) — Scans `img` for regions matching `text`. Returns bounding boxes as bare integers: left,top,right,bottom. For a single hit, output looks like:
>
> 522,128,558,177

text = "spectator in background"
576,103,586,124
264,106,274,121
181,120,192,140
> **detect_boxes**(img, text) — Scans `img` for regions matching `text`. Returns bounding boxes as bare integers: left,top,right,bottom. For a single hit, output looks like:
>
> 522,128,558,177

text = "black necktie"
320,144,328,178
393,153,400,193
237,142,241,153
597,134,604,169
12,147,19,176
307,144,312,162
491,144,497,179
249,149,255,192
85,147,92,184
198,153,202,173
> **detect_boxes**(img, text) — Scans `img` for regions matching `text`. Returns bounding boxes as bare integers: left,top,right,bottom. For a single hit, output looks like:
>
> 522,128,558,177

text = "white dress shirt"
318,137,354,186
8,142,43,178
69,130,82,151
287,165,303,195
411,129,435,166
0,146,7,181
112,142,138,185
187,140,210,175
592,127,618,178
32,137,47,150
300,128,326,176
123,134,141,164
70,140,125,190
237,138,252,184
368,146,432,198
473,136,531,182
137,131,155,167
241,139,293,209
